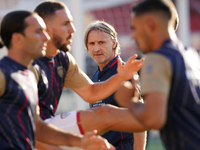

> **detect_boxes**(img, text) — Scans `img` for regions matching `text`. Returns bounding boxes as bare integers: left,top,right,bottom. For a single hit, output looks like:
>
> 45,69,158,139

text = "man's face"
49,8,75,52
130,12,151,54
22,14,49,59
87,30,116,68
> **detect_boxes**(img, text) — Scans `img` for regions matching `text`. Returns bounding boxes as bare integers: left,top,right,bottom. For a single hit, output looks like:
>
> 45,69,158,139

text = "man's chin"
33,51,46,60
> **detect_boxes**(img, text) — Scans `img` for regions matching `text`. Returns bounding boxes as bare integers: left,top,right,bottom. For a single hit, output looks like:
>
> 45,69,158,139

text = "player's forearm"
129,93,168,130
35,119,82,147
133,131,147,150
127,99,165,131
85,74,125,103
35,141,63,150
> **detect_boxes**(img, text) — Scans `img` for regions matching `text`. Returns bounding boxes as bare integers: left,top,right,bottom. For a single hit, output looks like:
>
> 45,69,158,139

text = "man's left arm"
133,131,147,150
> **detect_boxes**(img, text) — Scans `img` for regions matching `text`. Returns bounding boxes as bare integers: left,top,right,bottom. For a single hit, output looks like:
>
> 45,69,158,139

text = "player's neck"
151,27,177,51
45,41,59,58
98,64,106,71
8,49,32,68
98,57,115,71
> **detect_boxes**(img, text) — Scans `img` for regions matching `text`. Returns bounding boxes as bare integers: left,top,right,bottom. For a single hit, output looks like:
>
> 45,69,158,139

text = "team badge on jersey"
57,66,64,78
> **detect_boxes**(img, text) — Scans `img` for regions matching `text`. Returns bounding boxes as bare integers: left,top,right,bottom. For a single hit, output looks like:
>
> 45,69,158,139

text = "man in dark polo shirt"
85,20,146,150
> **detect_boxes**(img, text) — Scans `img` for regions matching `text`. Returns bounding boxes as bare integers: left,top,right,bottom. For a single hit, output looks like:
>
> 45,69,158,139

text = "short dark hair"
131,0,179,30
0,10,33,49
34,1,67,20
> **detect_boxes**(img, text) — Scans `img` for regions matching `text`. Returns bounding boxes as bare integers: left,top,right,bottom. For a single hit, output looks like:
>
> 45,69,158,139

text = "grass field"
146,130,165,150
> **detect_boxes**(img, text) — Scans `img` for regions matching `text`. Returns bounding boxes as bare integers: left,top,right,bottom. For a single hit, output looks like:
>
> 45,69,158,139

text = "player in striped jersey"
0,10,115,150
33,1,145,150
115,0,200,150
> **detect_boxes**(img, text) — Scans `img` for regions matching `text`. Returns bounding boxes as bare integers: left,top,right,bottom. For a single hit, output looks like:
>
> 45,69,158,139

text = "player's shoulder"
65,51,74,60
143,52,172,73
65,52,78,67
145,52,167,61
56,51,71,64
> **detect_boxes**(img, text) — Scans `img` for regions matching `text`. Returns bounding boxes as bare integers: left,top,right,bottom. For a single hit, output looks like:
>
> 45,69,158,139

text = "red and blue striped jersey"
0,57,38,150
33,51,69,119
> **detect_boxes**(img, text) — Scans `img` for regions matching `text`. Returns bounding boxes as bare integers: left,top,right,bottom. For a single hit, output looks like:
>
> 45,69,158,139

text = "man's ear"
112,38,117,49
145,17,156,32
11,33,25,47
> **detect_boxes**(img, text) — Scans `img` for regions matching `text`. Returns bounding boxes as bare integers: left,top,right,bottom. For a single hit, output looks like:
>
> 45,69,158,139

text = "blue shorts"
115,142,133,150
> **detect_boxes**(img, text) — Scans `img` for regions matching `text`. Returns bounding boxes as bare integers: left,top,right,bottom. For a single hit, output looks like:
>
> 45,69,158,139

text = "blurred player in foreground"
114,0,200,150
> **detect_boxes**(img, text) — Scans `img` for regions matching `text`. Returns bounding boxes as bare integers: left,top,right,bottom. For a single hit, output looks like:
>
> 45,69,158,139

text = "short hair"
0,10,33,49
131,0,179,30
84,20,121,55
34,0,67,20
